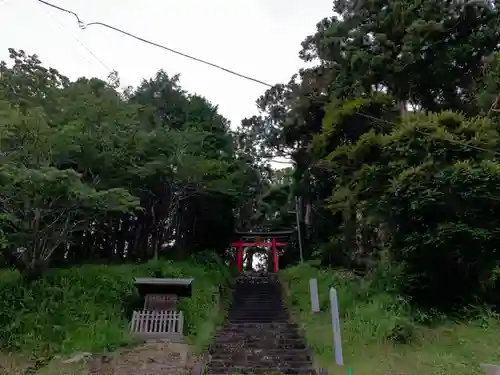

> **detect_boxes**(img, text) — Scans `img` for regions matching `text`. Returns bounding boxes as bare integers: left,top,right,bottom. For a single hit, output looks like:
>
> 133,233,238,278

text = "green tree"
244,0,500,309
0,48,259,276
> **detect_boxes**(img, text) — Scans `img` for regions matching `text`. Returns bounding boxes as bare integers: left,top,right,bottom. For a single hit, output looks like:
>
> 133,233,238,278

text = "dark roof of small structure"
134,278,194,298
134,278,193,286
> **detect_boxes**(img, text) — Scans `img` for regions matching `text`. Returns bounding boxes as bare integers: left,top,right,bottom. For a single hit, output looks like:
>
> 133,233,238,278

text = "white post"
295,196,304,263
481,364,500,375
178,311,184,335
309,279,320,313
329,287,344,365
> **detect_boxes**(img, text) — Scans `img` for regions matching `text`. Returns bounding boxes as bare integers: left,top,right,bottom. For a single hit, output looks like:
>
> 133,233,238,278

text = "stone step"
233,291,281,294
229,305,288,310
231,300,283,303
233,285,279,288
228,311,289,316
210,352,311,363
213,337,307,347
214,333,300,343
233,287,280,290
223,322,299,329
231,296,284,299
215,326,299,332
232,293,282,296
234,283,280,286
230,298,285,302
228,307,289,311
227,315,290,321
230,305,284,308
214,334,304,343
221,324,299,332
233,284,280,288
231,297,282,301
228,310,288,314
209,359,312,368
214,333,302,341
208,275,313,375
231,303,284,306
228,311,288,315
206,365,315,375
228,311,289,315
231,302,284,306
228,313,288,316
229,306,283,310
235,284,280,286
212,341,306,349
112,365,186,375
227,319,290,324
229,308,288,315
210,347,310,356
213,341,308,350
234,284,280,288
231,296,284,300
226,318,290,323
230,301,285,306
227,316,290,321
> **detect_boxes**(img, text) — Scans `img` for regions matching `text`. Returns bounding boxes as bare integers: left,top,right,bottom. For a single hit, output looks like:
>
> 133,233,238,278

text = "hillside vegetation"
2,0,500,373
282,264,500,375
0,44,257,373
0,47,248,370
247,0,500,313
0,259,232,357
0,49,263,279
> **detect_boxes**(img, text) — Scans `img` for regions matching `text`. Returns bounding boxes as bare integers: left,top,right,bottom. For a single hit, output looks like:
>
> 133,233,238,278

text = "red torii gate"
231,230,293,273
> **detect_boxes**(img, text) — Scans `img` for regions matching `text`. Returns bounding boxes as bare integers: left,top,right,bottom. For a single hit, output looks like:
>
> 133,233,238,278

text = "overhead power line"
67,32,112,73
36,0,273,87
35,0,499,160
41,7,112,74
36,0,488,87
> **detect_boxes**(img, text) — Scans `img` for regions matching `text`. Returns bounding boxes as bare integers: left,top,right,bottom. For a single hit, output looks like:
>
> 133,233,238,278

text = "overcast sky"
1,0,332,130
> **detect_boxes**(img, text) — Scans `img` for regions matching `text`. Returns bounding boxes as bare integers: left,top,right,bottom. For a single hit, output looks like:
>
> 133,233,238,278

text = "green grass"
281,263,500,375
189,278,233,352
0,257,233,358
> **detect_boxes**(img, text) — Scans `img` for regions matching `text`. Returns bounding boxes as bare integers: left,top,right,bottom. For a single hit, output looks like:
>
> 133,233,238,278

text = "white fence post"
309,279,320,313
329,287,344,366
481,364,500,375
178,311,184,334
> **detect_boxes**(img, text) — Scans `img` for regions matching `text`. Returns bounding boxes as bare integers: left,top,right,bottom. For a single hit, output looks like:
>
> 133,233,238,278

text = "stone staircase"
206,274,316,375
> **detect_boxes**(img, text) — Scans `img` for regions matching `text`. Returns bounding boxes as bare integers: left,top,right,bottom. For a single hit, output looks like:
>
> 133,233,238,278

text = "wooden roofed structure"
129,277,193,342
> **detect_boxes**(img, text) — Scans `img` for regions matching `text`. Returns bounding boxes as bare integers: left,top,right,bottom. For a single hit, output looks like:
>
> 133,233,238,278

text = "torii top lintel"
234,230,294,237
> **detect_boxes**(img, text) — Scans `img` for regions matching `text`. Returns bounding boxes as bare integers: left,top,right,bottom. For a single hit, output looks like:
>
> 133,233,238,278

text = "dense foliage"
246,0,500,310
281,263,500,374
2,0,500,314
0,259,232,355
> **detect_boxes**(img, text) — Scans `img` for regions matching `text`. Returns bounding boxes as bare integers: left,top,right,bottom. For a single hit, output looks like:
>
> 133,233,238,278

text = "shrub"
280,263,414,363
0,258,232,357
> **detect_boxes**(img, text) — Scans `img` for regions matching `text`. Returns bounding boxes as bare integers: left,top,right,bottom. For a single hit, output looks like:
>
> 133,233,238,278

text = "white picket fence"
130,310,184,342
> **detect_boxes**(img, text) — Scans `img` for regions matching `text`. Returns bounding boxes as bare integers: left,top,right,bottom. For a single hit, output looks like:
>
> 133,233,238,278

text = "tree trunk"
246,248,255,271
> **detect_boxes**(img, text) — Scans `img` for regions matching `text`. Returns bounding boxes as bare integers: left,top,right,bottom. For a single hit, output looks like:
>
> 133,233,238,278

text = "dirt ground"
1,342,203,375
